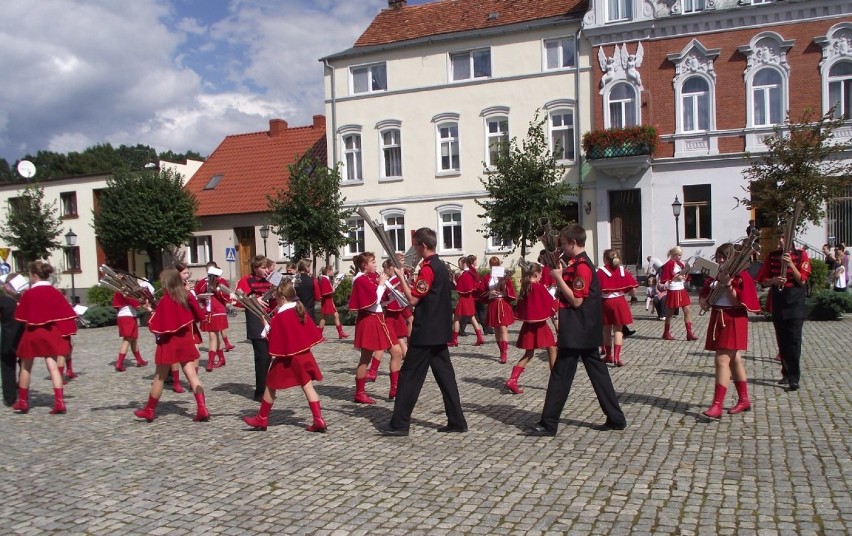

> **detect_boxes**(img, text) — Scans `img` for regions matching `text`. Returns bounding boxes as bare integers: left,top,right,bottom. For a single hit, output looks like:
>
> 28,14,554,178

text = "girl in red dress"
316,265,349,339
479,256,516,363
450,255,485,347
194,261,232,372
698,243,760,419
112,291,150,371
660,246,698,341
133,268,209,423
598,249,639,367
243,278,326,432
505,262,557,394
348,253,404,403
12,261,77,414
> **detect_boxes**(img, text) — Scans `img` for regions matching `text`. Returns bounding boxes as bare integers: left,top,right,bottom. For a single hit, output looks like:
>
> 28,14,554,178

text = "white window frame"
436,205,463,254
543,37,576,71
604,82,639,128
339,126,363,184
606,0,632,22
450,48,491,81
381,210,407,255
683,185,712,241
827,60,852,120
60,191,78,217
187,235,211,265
549,109,576,162
379,128,403,181
278,241,294,261
749,67,785,128
678,75,713,133
350,62,387,95
435,120,461,175
485,116,509,168
345,217,365,257
484,218,513,253
681,0,705,13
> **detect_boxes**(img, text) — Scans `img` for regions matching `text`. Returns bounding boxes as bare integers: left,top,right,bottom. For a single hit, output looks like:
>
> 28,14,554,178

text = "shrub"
808,289,852,320
334,276,352,308
88,285,114,307
808,258,829,293
82,305,117,328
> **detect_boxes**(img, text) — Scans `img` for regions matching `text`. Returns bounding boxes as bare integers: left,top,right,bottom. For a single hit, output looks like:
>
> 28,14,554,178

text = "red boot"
49,388,66,414
223,337,235,351
662,324,674,340
388,371,400,400
306,400,327,433
58,366,67,385
505,366,525,394
172,370,185,393
702,384,727,419
115,353,127,372
354,377,375,404
365,357,381,383
685,322,698,341
132,351,148,367
215,349,226,369
193,392,210,422
613,345,624,367
66,358,79,379
474,329,485,347
728,381,751,414
133,395,159,422
498,340,509,364
449,331,459,347
12,387,29,413
244,399,272,430
336,324,349,339
603,345,613,364
205,351,216,372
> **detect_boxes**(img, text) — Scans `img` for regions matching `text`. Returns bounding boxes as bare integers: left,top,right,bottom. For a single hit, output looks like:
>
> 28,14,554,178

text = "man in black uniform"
526,224,627,436
235,255,274,401
381,227,467,436
294,259,318,324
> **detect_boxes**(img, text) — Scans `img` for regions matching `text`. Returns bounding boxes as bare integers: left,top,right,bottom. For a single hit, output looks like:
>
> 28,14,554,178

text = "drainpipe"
575,26,588,249
323,59,340,272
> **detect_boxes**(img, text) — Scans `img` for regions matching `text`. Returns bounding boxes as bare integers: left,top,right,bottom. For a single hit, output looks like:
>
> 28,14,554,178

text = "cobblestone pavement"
1,304,850,535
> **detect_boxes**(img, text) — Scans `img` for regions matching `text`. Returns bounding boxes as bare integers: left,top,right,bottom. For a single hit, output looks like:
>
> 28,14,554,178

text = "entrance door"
234,227,256,278
609,189,642,269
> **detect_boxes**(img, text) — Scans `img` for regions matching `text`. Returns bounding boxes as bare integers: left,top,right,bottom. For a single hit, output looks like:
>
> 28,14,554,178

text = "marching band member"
348,252,404,403
598,249,639,367
243,278,326,432
112,290,150,371
450,255,485,347
699,243,760,418
479,256,516,364
505,262,557,395
194,261,231,372
317,265,349,339
12,261,77,414
133,268,209,423
660,246,698,341
0,284,23,407
381,260,409,357
294,259,321,324
235,256,275,401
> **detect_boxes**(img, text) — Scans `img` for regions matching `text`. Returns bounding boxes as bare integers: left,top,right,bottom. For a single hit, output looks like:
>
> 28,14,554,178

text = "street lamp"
64,229,78,305
671,196,683,246
259,225,270,257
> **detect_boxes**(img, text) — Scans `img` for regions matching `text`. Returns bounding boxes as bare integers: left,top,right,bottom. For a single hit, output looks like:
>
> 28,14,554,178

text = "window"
683,185,711,240
380,128,402,179
828,61,852,120
60,192,77,217
437,122,460,173
451,49,491,81
204,174,223,190
550,110,575,161
438,208,463,252
607,0,632,22
351,63,387,94
607,83,638,128
486,117,509,167
682,0,705,13
64,246,81,272
12,251,26,273
345,217,365,256
342,134,363,182
487,232,513,252
187,235,211,265
752,68,783,127
681,77,711,132
384,214,406,253
544,37,576,70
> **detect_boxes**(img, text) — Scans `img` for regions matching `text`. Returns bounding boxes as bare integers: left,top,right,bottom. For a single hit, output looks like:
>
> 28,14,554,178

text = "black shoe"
458,331,469,337
593,419,627,431
622,327,635,338
378,426,409,437
788,382,799,392
523,423,556,437
253,393,263,402
776,377,789,385
437,425,468,433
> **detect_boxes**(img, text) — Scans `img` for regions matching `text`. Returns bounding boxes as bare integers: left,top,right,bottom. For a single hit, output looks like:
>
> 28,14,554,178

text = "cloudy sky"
0,0,431,164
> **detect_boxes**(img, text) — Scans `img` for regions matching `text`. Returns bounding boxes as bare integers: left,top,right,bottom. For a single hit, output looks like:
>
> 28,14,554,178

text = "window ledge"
379,177,404,184
681,239,715,247
440,249,464,256
341,180,365,187
62,269,82,274
436,171,461,179
61,214,79,220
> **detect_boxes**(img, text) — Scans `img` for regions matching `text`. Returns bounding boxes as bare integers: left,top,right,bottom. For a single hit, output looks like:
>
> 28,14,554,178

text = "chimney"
388,0,406,8
269,118,288,137
312,115,326,130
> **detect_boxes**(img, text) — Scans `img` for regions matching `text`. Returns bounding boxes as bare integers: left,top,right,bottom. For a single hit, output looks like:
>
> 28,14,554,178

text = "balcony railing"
586,142,652,160
582,125,659,161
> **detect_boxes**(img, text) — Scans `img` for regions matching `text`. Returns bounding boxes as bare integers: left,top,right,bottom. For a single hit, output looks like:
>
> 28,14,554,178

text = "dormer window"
204,174,223,190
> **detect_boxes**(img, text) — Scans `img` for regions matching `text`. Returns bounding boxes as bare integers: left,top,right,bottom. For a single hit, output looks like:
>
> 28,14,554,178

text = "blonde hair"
668,246,683,257
160,268,189,308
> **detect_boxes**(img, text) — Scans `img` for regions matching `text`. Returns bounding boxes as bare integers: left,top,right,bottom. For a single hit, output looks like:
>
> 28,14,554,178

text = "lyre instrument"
356,206,403,270
99,265,157,307
218,284,271,322
699,229,761,315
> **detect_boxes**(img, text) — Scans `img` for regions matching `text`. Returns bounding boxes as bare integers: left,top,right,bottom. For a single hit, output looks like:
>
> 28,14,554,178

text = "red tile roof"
185,116,326,217
355,0,587,47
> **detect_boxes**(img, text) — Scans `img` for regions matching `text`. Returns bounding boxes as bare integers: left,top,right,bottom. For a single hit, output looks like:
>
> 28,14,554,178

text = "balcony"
582,125,657,180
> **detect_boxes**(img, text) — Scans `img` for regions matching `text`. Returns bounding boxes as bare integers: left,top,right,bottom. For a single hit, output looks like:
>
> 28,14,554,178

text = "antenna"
16,160,36,180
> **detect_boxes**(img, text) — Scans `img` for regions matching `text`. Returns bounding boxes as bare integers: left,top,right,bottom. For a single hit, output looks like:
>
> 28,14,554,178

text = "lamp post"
64,229,78,305
259,225,270,257
671,196,683,246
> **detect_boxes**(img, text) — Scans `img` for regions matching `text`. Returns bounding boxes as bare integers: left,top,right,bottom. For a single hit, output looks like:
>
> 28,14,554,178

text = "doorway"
609,189,642,269
234,227,256,278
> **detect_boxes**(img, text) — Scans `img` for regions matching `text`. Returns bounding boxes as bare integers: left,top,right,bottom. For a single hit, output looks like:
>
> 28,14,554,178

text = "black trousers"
250,339,271,399
1,351,17,406
772,315,804,384
389,344,466,431
539,347,626,433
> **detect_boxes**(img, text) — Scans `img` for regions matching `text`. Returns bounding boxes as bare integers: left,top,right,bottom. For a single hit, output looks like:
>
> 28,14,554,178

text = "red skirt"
665,288,691,309
385,309,409,338
516,321,555,349
117,316,139,339
266,351,323,390
705,308,749,351
602,297,633,326
154,327,201,365
354,311,399,351
402,308,413,320
17,324,72,359
200,313,228,332
320,296,337,315
485,299,514,327
455,294,476,316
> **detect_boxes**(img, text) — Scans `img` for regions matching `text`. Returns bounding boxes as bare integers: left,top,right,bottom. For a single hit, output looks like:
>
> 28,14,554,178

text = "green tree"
267,153,352,261
0,183,63,261
93,168,199,276
159,150,206,164
738,108,852,231
476,111,574,258
0,159,15,182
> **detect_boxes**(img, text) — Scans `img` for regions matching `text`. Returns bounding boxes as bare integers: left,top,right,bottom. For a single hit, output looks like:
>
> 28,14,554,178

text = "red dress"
700,270,760,351
148,292,205,365
383,275,409,338
598,264,638,326
660,259,691,308
454,269,478,317
348,272,399,351
113,292,141,339
194,277,230,332
318,275,338,315
479,274,516,327
266,303,324,389
514,282,556,349
14,282,77,359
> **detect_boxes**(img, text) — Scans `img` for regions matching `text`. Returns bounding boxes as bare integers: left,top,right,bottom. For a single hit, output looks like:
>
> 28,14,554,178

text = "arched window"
607,83,638,128
380,128,402,179
751,68,784,127
828,61,852,120
681,76,711,132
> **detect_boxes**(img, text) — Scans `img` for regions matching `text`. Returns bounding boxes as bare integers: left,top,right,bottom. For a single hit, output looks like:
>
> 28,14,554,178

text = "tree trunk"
520,231,527,259
146,248,164,281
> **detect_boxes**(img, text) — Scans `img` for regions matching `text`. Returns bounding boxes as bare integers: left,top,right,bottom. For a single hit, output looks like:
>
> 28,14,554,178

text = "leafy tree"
476,110,574,258
738,108,852,232
93,168,199,276
159,150,206,164
0,183,63,261
0,159,15,182
267,152,352,261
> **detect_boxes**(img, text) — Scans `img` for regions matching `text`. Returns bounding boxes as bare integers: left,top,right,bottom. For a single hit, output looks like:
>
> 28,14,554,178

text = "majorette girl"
597,249,639,367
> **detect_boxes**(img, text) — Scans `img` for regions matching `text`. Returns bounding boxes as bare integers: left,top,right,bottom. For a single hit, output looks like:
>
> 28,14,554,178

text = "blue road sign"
225,247,236,262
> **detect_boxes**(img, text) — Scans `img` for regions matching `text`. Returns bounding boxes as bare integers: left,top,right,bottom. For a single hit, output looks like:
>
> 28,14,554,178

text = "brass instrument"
402,245,422,275
777,201,804,286
99,265,157,307
218,284,271,322
1,274,29,301
699,228,761,315
535,218,564,269
356,206,403,270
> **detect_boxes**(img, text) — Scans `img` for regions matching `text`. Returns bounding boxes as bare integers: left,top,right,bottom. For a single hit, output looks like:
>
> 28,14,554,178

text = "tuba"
699,228,761,315
776,201,804,286
536,218,564,270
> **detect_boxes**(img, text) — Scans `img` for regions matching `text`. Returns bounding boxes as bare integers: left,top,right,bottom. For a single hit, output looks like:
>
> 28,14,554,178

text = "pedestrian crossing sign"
225,247,236,262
